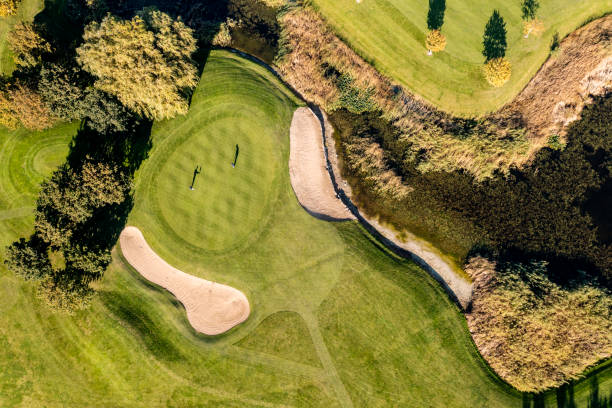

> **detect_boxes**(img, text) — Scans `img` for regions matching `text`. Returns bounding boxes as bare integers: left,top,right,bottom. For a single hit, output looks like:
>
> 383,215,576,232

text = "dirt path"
119,226,250,335
289,107,355,221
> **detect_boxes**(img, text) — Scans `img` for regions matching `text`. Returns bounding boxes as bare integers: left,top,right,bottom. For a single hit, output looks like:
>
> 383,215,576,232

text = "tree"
0,0,19,17
483,57,512,87
521,0,539,21
482,10,507,61
8,83,55,130
521,0,541,38
76,8,198,120
4,237,52,280
81,89,132,133
39,63,87,122
427,0,446,31
426,29,446,54
0,90,18,129
7,22,52,67
37,273,94,313
35,161,131,247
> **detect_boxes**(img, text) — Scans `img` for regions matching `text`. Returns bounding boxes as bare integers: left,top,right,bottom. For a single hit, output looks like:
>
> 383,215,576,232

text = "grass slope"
0,50,610,406
311,0,609,115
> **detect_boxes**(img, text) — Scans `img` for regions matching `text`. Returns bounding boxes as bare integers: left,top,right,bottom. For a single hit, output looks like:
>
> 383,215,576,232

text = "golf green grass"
311,0,610,115
1,50,611,406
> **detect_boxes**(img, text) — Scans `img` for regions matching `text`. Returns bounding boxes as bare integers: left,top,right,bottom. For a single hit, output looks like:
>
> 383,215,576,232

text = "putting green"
154,108,279,252
1,50,611,406
311,0,609,115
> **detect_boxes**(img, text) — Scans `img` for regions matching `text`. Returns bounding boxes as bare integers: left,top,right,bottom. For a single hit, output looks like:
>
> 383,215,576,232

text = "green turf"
0,0,43,75
0,50,611,406
311,0,610,116
236,311,322,367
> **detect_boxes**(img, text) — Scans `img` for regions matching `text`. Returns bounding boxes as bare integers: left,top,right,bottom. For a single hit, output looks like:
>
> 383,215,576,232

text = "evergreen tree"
427,0,446,31
521,0,539,21
482,10,507,61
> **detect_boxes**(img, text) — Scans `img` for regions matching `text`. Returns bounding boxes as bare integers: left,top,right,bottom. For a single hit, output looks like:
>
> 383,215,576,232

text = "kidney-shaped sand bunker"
119,226,250,335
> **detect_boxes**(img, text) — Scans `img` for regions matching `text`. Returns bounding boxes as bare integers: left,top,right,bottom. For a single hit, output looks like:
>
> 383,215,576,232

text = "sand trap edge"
119,226,250,335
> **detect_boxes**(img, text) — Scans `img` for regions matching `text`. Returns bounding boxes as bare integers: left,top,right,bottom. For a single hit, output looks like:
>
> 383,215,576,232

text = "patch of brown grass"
466,256,612,392
502,15,612,145
276,8,530,181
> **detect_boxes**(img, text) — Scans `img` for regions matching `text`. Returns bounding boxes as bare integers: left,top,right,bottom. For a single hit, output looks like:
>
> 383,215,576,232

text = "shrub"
77,8,198,120
466,256,612,392
0,0,18,17
426,29,446,53
37,274,94,313
483,57,511,87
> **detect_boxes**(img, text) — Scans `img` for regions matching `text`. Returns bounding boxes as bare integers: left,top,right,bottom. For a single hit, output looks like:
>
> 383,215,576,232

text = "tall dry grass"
276,8,531,181
466,256,612,392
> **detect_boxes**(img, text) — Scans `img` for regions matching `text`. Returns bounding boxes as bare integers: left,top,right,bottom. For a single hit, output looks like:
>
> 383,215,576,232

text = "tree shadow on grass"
99,289,184,361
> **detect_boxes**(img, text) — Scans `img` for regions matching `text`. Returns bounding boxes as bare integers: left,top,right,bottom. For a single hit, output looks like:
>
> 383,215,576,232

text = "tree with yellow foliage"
483,57,512,87
426,29,446,54
0,0,18,17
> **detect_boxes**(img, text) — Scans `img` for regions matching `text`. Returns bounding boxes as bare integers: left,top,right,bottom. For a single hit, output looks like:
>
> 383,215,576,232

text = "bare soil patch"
289,107,354,221
119,226,250,335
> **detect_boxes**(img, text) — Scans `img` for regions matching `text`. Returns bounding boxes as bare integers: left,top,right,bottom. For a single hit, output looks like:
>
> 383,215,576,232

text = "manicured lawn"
311,0,609,115
0,50,610,406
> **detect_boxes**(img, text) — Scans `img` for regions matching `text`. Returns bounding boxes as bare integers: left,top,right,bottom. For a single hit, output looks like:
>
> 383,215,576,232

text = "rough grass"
1,50,611,406
276,7,530,181
311,0,610,116
466,257,612,392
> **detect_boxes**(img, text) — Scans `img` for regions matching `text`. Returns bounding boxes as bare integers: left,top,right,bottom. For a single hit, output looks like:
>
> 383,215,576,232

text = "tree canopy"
521,0,540,21
482,10,507,61
426,0,446,31
76,8,198,121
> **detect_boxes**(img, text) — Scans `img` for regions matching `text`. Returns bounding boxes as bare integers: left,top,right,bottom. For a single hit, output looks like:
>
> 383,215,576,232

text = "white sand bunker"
119,226,250,335
289,107,354,220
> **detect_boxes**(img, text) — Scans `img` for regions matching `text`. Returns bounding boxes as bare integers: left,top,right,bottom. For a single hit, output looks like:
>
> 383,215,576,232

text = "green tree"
82,89,131,133
76,8,198,120
521,0,539,21
4,237,52,280
426,0,446,31
482,10,507,61
39,63,86,121
35,161,131,247
7,22,52,67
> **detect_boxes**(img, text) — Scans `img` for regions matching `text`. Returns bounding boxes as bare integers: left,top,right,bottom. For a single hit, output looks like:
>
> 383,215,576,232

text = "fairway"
311,0,610,115
1,50,611,406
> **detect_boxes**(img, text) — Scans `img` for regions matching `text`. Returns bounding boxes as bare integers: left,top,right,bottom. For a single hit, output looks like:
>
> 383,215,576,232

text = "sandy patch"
119,226,250,335
289,107,354,221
